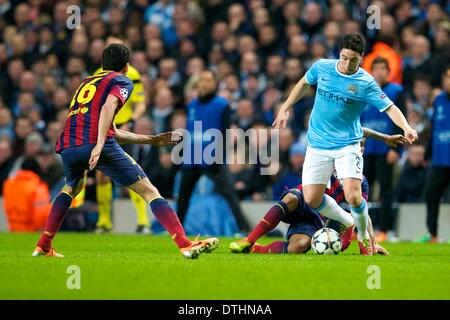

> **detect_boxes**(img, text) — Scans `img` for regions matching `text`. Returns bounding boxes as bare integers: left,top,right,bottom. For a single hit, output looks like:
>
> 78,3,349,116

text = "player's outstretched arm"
362,127,407,147
273,76,310,129
114,127,183,146
385,105,418,144
89,94,120,170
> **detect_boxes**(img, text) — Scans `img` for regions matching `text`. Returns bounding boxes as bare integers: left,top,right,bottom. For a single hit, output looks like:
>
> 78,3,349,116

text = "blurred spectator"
396,144,427,203
36,143,64,193
228,150,260,200
241,72,264,105
169,109,187,131
407,103,431,143
287,34,309,61
410,75,433,109
432,21,450,73
150,147,178,198
130,116,159,176
177,70,250,231
283,57,304,90
278,127,295,168
265,54,284,89
3,157,51,231
144,0,175,46
220,73,242,110
420,66,450,243
227,3,254,36
232,98,257,131
45,121,63,146
12,116,33,157
394,1,418,31
150,86,174,134
403,35,434,92
158,57,182,95
362,34,403,84
9,131,43,177
0,107,14,139
0,137,14,194
247,121,273,201
400,24,418,61
259,84,281,125
301,2,324,38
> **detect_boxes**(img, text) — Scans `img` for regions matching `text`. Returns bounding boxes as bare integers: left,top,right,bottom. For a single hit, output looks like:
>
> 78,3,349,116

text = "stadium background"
0,0,449,240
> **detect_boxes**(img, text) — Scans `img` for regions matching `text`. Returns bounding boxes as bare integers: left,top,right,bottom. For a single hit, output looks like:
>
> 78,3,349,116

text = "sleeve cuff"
380,103,393,112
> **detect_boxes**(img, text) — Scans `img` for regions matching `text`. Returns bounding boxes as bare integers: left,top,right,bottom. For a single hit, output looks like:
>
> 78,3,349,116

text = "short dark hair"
16,116,31,125
413,74,431,84
102,44,130,72
200,69,217,81
340,33,366,55
376,33,394,47
21,157,42,177
371,56,390,71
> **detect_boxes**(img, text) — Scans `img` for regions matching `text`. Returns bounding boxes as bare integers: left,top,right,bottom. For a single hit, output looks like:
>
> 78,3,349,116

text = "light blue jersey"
305,59,393,150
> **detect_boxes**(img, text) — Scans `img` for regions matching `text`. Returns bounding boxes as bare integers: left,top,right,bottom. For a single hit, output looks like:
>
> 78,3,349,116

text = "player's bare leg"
302,184,327,209
128,177,218,258
342,178,373,255
303,184,355,250
33,174,87,257
287,234,311,253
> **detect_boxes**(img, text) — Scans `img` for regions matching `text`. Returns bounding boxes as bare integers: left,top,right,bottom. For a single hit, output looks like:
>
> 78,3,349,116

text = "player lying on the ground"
32,44,218,259
229,173,389,255
229,129,404,255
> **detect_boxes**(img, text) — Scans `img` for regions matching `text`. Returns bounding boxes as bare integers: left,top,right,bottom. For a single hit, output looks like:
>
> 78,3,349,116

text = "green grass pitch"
0,232,449,300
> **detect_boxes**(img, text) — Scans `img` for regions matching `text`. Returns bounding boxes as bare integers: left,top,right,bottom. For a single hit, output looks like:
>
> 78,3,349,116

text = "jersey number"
69,77,103,110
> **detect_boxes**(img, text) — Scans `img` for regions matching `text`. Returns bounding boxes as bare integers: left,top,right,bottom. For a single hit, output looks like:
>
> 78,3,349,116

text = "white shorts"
302,143,363,186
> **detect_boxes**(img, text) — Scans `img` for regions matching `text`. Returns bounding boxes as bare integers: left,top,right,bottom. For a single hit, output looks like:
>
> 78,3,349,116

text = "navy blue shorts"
286,220,323,240
60,139,146,187
279,188,324,240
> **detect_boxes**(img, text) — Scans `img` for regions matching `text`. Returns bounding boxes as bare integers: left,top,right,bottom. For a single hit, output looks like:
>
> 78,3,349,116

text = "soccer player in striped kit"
33,44,218,259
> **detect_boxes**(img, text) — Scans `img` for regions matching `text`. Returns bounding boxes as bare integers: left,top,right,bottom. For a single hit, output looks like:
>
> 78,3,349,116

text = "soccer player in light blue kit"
273,34,418,255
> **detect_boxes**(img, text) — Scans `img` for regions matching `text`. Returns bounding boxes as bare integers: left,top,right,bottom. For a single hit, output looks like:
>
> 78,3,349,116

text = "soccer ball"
311,228,342,255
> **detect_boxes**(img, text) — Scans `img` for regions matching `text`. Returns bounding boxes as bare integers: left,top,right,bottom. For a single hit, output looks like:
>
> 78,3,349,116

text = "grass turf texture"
0,232,449,300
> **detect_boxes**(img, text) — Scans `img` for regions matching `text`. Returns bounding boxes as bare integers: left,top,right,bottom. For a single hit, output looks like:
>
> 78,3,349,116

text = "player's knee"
346,193,363,208
130,178,160,203
282,193,299,212
303,193,322,209
288,236,311,254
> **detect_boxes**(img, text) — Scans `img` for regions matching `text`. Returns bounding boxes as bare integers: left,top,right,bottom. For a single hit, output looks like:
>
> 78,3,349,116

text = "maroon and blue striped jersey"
55,71,133,153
